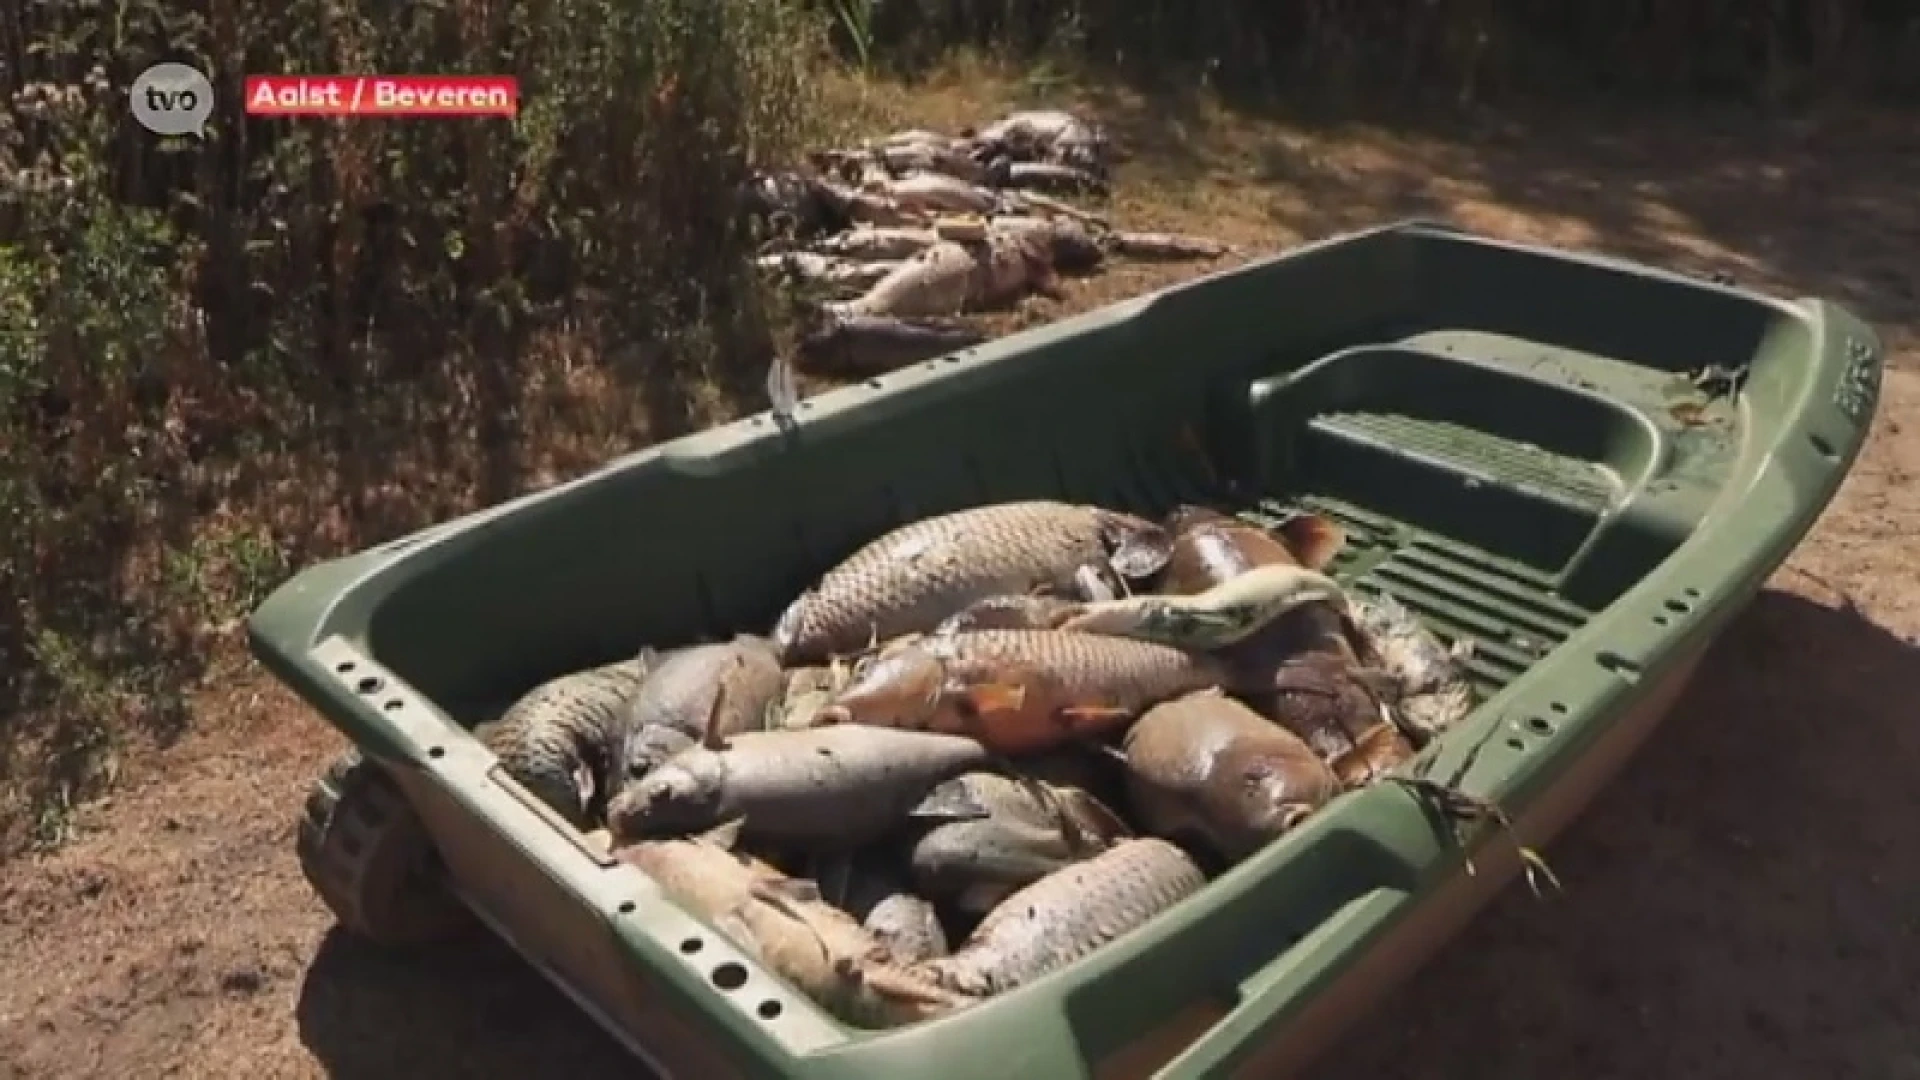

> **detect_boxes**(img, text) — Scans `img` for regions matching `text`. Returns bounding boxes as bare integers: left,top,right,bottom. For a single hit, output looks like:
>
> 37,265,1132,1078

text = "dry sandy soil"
4,72,1919,1078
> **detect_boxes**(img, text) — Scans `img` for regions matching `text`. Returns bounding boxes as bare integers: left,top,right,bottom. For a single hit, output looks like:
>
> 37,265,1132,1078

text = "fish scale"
476,653,658,828
772,501,1162,664
934,629,1219,707
919,838,1205,997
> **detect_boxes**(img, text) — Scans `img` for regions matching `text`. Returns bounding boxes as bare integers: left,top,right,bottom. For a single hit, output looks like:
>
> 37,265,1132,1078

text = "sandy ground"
4,87,1919,1078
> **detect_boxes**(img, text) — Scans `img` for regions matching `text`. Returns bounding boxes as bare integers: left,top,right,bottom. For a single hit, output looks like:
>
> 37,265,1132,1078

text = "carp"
475,649,662,828
1348,592,1478,742
611,820,787,923
816,629,1224,755
917,838,1205,996
812,848,951,963
1158,506,1356,662
1247,650,1414,786
993,215,1106,273
907,771,1132,915
771,500,1173,664
816,226,942,261
1107,231,1232,261
605,725,990,849
1121,689,1340,862
616,636,785,784
796,314,985,377
754,251,902,295
975,110,1110,173
770,665,846,731
1003,161,1109,197
870,171,1000,216
714,884,968,1028
878,142,998,185
1058,562,1351,651
830,241,976,319
819,180,930,228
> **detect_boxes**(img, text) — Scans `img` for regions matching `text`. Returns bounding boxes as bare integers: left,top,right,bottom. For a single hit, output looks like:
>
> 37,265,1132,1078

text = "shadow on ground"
294,587,1920,1078
1313,586,1920,1078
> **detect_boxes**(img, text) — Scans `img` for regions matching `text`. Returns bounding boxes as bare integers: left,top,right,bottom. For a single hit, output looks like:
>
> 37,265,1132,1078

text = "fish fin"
860,964,967,1007
1275,512,1348,571
699,817,749,850
960,681,1028,716
700,672,736,751
1085,741,1129,764
907,778,994,822
752,877,825,907
1103,518,1173,580
572,760,597,814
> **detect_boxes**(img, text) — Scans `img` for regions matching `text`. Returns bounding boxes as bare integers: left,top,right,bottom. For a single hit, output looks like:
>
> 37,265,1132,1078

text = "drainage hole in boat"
616,901,636,914
382,698,404,712
355,675,384,695
334,661,356,674
1505,737,1526,751
1682,587,1702,599
1596,651,1642,683
1548,701,1569,715
427,746,445,760
1652,614,1670,627
1808,433,1838,460
680,937,704,955
866,378,885,390
711,962,749,991
1665,598,1691,614
758,1000,784,1020
1525,716,1554,736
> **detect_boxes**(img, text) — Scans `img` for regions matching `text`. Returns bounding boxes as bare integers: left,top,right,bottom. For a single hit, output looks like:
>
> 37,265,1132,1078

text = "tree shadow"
295,927,636,1079
1310,587,1920,1078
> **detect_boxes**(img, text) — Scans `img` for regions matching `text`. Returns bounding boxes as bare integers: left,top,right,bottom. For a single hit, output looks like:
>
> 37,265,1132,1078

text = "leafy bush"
0,0,830,852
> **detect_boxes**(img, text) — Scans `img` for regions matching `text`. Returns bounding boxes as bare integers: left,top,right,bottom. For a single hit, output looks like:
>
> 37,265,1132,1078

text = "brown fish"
611,821,789,923
476,649,662,828
771,500,1172,665
1004,161,1109,197
1159,506,1356,662
918,838,1205,997
908,771,1132,915
605,725,990,848
816,226,942,261
1122,690,1340,862
1248,651,1413,786
1108,231,1231,261
872,172,1000,215
714,884,968,1028
616,636,785,784
816,629,1223,756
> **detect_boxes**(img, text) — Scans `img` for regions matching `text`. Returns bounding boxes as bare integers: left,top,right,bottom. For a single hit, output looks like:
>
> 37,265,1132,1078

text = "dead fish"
820,180,929,228
816,226,942,261
797,314,985,377
976,110,1107,167
817,629,1223,755
1004,161,1109,197
1122,690,1340,862
998,189,1112,231
993,215,1106,274
611,820,789,923
871,171,1000,215
968,228,1064,308
918,838,1204,997
755,251,901,294
879,142,993,184
813,848,951,963
1108,231,1231,261
605,725,991,848
1158,506,1354,661
1348,592,1477,742
1058,563,1350,651
831,241,977,319
740,171,854,238
616,636,785,784
476,649,661,828
771,500,1172,664
933,593,1084,634
908,772,1132,915
1246,651,1413,787
714,883,968,1028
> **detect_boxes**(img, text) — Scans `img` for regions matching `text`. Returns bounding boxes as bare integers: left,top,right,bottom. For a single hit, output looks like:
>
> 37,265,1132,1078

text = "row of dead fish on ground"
474,499,1478,1030
739,110,1234,379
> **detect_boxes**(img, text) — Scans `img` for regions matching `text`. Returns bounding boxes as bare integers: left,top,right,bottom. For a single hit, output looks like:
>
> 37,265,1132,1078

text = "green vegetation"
3,0,1914,854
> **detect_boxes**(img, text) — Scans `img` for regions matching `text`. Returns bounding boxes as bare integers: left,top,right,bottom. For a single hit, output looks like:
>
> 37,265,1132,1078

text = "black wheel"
296,749,473,946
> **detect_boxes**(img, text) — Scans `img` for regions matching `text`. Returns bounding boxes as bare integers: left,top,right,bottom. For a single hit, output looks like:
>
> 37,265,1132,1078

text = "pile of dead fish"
740,109,1233,379
475,499,1477,1029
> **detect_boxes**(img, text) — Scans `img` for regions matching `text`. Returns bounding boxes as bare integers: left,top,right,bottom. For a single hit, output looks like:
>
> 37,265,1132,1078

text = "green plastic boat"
251,221,1881,1078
